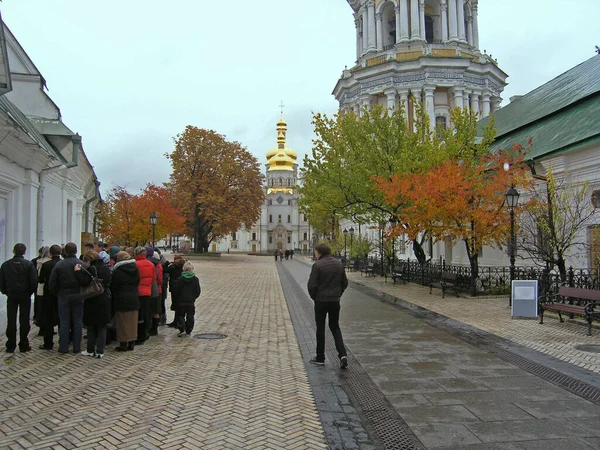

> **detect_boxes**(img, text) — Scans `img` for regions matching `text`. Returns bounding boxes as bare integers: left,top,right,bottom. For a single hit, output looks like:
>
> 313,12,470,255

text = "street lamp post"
389,217,398,275
505,186,520,307
149,212,158,248
343,228,348,264
349,227,355,263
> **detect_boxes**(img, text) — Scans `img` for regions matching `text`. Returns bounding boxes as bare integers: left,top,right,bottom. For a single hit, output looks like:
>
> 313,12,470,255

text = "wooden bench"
539,286,600,336
429,272,458,298
360,262,375,277
392,269,408,284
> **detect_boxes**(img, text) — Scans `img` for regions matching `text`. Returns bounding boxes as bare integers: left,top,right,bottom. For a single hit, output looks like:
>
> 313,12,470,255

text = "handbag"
80,266,105,300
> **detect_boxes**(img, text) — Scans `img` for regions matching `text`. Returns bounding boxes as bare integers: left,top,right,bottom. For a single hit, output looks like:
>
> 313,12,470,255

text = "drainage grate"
574,344,600,354
194,333,227,340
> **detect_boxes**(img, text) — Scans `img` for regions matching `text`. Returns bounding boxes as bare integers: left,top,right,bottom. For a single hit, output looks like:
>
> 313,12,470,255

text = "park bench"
392,268,408,284
360,262,375,277
429,272,458,298
539,286,600,336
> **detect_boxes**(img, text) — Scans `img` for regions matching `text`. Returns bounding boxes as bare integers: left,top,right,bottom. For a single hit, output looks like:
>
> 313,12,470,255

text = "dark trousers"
5,295,31,351
41,294,58,349
87,324,106,354
138,297,152,341
314,301,346,361
58,294,84,352
177,306,195,334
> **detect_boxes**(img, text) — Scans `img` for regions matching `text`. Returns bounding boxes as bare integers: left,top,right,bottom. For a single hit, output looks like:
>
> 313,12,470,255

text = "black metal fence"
342,256,600,296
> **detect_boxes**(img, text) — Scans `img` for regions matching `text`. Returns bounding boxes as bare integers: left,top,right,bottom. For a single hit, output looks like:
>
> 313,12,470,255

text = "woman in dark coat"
75,250,112,358
110,251,141,351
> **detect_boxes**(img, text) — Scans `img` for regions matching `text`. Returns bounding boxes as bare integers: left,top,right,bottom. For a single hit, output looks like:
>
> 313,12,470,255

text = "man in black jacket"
307,243,349,369
0,243,37,353
49,242,84,353
37,245,62,350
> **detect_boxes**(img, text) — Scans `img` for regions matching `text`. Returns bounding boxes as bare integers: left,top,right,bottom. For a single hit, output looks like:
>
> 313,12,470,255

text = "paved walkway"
347,271,600,375
282,259,600,449
0,255,327,449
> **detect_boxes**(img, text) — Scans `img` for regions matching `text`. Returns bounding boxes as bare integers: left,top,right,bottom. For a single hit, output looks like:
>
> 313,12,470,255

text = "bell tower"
335,0,508,130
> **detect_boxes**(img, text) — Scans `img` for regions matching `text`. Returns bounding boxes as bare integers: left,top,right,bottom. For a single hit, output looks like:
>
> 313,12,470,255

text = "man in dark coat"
49,242,84,353
174,261,201,337
307,243,349,369
164,255,184,327
37,245,62,350
0,243,37,353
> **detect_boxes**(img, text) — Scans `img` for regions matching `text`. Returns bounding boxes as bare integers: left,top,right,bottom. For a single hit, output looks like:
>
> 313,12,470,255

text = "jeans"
58,294,84,352
314,301,346,361
5,295,31,351
87,324,106,355
177,306,195,334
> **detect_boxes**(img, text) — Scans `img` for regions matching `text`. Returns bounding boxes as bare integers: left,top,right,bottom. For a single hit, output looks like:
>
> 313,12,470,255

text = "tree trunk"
469,253,479,296
413,239,427,265
557,255,567,284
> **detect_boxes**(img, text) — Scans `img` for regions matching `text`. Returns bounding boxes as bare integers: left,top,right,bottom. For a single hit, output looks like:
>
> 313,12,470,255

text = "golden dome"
266,113,297,165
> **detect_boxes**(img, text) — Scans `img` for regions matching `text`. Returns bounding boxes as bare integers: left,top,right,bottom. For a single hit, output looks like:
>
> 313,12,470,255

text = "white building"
215,117,311,254
0,19,101,332
334,0,507,130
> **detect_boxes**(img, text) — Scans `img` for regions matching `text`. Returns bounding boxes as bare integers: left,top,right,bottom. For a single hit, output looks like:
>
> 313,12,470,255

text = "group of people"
274,248,294,261
0,242,201,358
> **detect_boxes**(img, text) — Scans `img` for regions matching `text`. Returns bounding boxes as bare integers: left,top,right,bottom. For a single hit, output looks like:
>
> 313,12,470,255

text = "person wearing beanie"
110,252,140,351
173,261,201,337
134,246,156,343
145,246,163,337
109,246,120,268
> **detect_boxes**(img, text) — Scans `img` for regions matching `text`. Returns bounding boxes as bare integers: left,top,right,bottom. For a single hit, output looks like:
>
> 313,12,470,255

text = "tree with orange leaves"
376,108,532,295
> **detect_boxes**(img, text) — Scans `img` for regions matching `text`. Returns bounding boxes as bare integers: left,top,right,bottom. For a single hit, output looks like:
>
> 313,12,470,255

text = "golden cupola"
266,115,297,172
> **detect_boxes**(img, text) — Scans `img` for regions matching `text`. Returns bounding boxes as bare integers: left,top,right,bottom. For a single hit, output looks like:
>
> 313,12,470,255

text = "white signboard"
512,280,538,318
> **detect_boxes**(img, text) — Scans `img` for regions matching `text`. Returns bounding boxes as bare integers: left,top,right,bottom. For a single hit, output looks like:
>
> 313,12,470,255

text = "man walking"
0,243,37,353
49,242,84,353
307,243,349,369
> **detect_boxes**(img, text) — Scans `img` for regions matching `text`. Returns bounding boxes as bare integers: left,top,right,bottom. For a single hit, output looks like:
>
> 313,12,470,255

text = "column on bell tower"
448,0,458,42
457,0,467,43
367,0,377,51
472,0,480,49
441,0,449,42
362,7,368,54
399,0,410,42
410,0,421,41
355,17,362,59
376,13,384,51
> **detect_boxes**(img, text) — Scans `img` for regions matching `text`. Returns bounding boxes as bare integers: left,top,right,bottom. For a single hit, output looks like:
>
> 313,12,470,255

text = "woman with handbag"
75,250,112,358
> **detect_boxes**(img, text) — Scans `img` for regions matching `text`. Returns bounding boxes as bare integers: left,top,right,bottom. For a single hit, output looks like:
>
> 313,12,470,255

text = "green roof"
479,55,600,159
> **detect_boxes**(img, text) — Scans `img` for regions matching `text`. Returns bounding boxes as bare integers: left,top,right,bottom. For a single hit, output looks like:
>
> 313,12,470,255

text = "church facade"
214,117,311,254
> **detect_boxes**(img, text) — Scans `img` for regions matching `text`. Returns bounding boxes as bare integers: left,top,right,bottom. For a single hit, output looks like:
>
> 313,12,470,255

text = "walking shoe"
310,358,325,365
177,331,187,337
6,348,15,353
81,350,95,357
340,356,348,369
166,322,177,328
127,342,135,351
20,346,32,353
38,345,53,350
115,344,128,352
96,353,103,359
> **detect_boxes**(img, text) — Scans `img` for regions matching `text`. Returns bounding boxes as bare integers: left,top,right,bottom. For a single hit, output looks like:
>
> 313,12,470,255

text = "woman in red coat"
134,247,156,344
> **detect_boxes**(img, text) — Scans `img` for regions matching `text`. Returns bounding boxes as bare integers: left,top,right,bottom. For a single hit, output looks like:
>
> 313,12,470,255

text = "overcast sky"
1,0,598,194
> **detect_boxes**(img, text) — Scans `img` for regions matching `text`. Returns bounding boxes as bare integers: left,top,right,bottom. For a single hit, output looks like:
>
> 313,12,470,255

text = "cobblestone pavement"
347,272,600,375
0,255,327,449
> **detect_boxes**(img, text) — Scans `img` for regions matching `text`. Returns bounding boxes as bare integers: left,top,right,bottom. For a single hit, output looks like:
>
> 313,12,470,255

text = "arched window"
287,179,291,187
278,178,283,186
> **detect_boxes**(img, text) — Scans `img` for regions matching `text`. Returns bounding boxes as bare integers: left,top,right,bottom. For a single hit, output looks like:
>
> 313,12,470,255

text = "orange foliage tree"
166,126,264,253
376,109,532,295
98,184,186,247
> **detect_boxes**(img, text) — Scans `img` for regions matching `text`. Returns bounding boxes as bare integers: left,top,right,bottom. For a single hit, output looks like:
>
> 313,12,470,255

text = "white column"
411,87,422,131
353,103,361,115
367,1,377,51
355,19,362,59
419,0,426,42
399,1,410,42
470,90,481,119
384,88,397,114
457,0,467,43
395,6,402,43
362,10,368,54
398,89,410,119
424,86,436,131
448,0,458,42
467,16,474,46
376,13,384,51
410,0,420,40
452,87,465,109
441,0,449,41
481,92,491,118
491,97,502,113
472,0,480,49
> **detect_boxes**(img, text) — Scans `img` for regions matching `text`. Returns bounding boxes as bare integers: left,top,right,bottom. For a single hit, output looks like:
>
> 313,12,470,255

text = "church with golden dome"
214,114,312,254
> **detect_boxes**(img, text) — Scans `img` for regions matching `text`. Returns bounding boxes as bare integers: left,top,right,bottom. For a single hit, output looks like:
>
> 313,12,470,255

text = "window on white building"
303,232,308,241
592,190,600,208
269,215,273,223
287,236,291,244
269,236,273,244
252,232,256,240
287,215,291,223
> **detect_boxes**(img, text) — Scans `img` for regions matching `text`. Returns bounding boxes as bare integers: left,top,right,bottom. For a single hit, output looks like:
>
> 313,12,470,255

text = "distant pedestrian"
290,249,294,260
285,249,290,260
37,245,62,350
307,243,349,369
34,246,51,335
274,249,278,262
111,251,140,352
134,246,156,344
0,243,37,353
49,242,84,354
75,250,112,358
164,255,185,327
174,261,201,337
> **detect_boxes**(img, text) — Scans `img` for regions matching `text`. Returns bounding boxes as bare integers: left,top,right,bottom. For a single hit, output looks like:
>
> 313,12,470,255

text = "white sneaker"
177,331,187,337
96,353,103,359
81,351,95,357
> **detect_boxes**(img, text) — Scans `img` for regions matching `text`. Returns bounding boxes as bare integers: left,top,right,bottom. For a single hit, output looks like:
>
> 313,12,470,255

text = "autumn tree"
299,102,444,263
519,169,596,281
97,184,186,246
376,108,532,295
166,126,264,253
